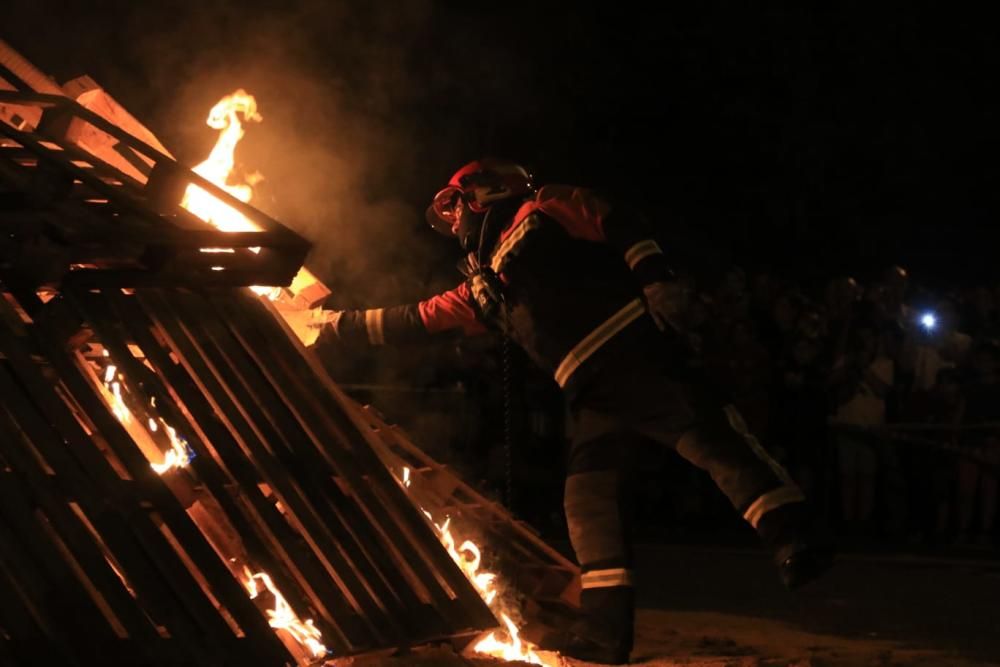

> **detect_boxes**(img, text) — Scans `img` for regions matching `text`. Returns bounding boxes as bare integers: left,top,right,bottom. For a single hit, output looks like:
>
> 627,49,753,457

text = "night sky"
5,3,1000,296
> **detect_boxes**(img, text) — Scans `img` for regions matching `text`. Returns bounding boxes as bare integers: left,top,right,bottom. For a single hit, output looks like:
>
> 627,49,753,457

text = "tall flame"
179,90,290,301
181,90,263,233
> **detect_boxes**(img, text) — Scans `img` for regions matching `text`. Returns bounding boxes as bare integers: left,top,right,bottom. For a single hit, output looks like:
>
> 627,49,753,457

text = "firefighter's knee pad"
564,469,628,568
568,425,636,475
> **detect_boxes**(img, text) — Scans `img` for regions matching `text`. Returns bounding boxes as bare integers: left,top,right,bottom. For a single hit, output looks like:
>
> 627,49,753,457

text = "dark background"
6,2,1000,299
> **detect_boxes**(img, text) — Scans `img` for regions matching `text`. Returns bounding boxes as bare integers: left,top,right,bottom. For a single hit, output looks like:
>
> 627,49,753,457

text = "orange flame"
149,422,193,475
181,90,263,234
474,613,548,666
400,468,557,666
179,90,284,299
243,567,328,659
99,352,191,475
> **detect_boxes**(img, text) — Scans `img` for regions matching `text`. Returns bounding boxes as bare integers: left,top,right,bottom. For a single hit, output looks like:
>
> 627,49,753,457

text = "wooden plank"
0,92,305,243
0,510,75,663
0,313,243,666
126,287,370,649
0,526,83,667
0,371,120,643
105,288,368,655
367,440,574,603
195,294,466,622
364,412,579,608
139,288,425,647
239,296,500,613
367,410,578,574
62,268,297,290
54,290,295,665
0,371,217,665
209,291,498,632
0,404,160,646
0,485,113,666
0,558,44,643
0,104,309,289
0,40,66,95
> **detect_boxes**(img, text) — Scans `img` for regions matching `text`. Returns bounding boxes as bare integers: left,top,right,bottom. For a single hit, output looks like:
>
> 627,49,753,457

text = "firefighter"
316,158,833,665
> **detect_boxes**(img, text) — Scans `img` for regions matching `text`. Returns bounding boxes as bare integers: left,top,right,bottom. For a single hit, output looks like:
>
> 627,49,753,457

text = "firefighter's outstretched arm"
315,281,487,347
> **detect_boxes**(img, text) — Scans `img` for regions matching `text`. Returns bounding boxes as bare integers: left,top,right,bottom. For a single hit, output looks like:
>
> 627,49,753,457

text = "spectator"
961,287,998,339
713,266,751,331
829,312,895,535
902,367,963,543
771,331,829,497
904,298,971,392
956,341,1000,545
758,290,801,359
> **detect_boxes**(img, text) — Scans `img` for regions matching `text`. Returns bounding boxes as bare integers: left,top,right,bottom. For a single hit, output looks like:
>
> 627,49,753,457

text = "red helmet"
426,158,534,235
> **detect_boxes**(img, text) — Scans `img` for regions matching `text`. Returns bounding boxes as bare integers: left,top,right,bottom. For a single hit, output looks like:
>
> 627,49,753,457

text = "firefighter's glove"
310,309,343,335
642,280,688,334
469,268,506,326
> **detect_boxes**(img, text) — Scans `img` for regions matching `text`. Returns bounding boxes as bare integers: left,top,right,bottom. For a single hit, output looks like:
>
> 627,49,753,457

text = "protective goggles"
426,186,475,235
431,186,464,223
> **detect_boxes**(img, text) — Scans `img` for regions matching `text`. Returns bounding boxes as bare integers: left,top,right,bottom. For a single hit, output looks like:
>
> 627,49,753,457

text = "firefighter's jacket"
324,186,672,398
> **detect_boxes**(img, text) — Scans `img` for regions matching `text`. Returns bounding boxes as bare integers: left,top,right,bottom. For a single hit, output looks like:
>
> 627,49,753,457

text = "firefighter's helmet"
426,158,534,235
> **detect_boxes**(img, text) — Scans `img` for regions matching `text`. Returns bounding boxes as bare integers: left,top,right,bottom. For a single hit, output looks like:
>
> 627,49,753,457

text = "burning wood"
178,89,287,300
96,350,194,475
91,344,330,662
181,89,264,235
178,87,560,665
0,43,572,665
398,468,559,667
243,568,329,660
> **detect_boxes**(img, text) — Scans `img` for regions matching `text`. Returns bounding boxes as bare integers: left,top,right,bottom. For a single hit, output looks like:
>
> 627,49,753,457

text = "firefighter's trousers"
563,368,806,648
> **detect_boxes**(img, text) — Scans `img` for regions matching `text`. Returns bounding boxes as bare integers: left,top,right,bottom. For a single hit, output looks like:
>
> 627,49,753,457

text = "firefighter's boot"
543,587,633,664
758,501,836,590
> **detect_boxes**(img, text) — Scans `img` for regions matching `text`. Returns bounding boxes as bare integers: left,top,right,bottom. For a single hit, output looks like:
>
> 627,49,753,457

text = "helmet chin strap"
456,208,485,252
475,198,522,264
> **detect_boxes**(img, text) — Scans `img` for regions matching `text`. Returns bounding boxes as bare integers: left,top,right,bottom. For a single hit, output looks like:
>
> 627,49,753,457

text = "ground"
335,544,1000,667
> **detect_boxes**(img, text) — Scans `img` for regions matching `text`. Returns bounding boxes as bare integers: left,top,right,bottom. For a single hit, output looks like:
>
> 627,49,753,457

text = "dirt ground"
335,545,1000,667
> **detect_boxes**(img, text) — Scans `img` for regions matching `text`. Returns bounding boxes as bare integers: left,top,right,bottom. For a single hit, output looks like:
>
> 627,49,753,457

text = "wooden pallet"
0,286,498,666
256,298,584,649
357,403,580,603
0,40,574,665
0,89,309,290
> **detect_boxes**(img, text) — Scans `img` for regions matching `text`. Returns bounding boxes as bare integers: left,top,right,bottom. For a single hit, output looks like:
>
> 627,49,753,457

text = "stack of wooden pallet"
0,39,578,667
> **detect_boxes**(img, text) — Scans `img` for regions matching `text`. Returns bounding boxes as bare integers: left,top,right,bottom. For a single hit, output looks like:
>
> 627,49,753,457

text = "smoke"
4,0,497,305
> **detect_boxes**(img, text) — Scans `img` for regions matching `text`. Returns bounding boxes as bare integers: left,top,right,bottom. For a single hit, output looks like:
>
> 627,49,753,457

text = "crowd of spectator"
625,264,999,547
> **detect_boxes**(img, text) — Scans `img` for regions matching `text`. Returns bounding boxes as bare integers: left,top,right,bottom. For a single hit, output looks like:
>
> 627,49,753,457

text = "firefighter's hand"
642,280,688,333
309,309,343,335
